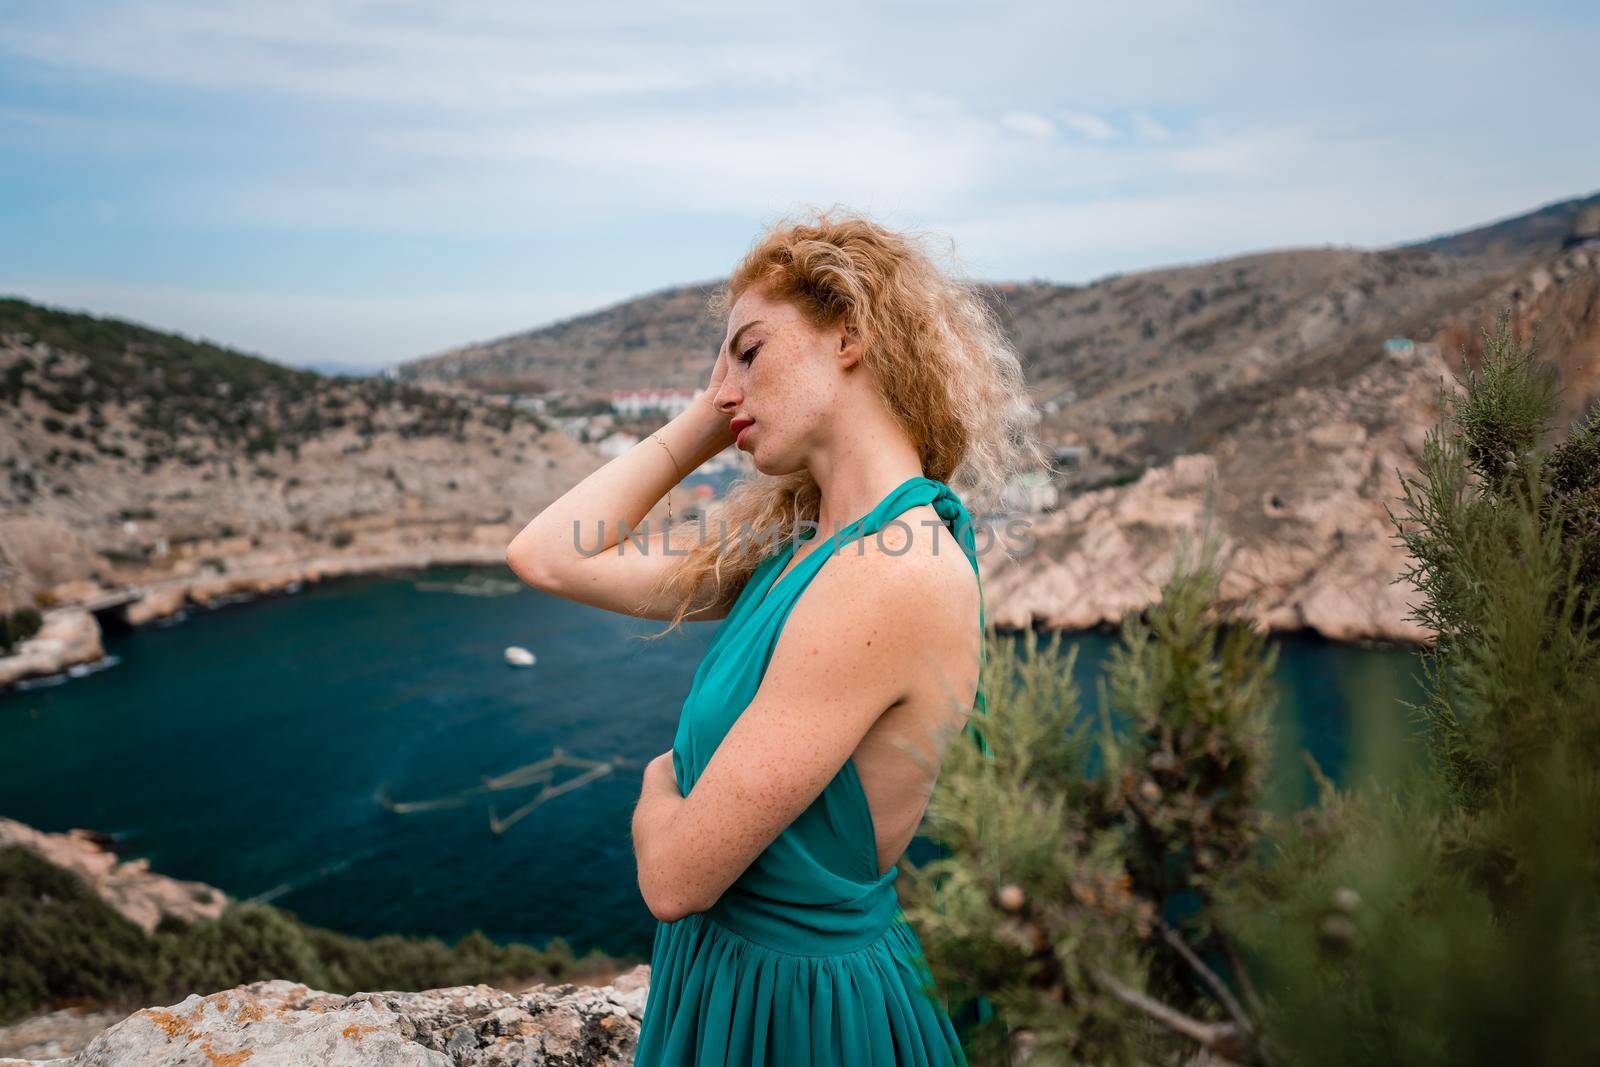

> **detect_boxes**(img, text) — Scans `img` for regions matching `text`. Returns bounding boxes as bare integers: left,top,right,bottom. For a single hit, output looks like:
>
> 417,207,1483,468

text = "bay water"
0,565,1425,960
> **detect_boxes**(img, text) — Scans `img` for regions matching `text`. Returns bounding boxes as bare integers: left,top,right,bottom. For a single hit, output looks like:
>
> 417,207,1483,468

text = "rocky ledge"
0,609,105,691
0,817,229,935
0,969,651,1066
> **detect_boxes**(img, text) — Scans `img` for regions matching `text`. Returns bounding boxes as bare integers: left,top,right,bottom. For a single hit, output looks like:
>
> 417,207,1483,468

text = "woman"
506,209,1044,1065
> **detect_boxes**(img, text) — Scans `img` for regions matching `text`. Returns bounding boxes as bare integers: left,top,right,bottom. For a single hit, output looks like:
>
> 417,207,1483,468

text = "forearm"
633,769,694,920
507,397,731,572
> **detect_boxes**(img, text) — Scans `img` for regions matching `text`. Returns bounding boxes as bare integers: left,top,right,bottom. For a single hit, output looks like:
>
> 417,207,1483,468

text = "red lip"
730,416,754,443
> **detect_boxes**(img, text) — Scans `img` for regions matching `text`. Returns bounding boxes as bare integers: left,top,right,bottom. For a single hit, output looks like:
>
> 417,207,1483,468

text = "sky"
2,1,1596,371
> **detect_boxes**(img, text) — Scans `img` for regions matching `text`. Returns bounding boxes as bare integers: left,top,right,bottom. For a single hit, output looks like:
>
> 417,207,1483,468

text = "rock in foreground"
0,969,650,1067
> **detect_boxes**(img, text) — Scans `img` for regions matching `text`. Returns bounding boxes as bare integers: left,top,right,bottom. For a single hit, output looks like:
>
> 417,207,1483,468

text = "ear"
837,323,864,370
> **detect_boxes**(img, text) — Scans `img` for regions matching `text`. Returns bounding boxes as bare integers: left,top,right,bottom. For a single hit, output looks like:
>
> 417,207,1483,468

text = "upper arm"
651,540,950,916
507,524,730,622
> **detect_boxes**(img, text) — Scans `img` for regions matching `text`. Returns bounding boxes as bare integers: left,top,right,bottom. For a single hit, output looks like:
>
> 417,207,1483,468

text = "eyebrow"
723,319,764,359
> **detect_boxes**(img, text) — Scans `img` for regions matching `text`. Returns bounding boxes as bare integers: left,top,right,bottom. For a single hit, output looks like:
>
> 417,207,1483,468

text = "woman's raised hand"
694,344,736,447
700,342,730,411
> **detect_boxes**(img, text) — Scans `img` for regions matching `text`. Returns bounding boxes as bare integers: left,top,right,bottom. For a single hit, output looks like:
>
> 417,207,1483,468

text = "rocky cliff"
981,244,1600,642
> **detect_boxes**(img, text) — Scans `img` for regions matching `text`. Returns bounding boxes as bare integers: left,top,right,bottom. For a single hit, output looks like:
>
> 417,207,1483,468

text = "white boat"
504,645,537,667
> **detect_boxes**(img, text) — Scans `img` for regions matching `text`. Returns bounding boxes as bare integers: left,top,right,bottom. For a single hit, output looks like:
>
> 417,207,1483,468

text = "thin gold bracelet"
649,433,681,527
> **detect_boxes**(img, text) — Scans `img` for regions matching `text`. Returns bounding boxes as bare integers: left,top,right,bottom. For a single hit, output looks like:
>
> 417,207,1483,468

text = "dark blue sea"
0,564,1426,961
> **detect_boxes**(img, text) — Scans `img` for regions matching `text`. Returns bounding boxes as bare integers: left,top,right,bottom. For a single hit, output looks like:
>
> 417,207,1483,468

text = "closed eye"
737,342,762,365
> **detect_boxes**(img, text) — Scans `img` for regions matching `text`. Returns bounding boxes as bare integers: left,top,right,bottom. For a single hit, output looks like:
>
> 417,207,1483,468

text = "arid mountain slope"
396,243,1545,491
392,199,1600,643
399,281,724,395
981,243,1599,641
0,299,599,618
4,196,1597,662
983,245,1516,484
1403,189,1600,262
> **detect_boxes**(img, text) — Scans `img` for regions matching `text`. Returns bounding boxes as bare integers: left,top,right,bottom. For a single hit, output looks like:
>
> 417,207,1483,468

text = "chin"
750,447,802,478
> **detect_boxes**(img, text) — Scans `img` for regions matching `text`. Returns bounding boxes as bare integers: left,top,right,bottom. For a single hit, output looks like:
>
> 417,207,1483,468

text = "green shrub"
0,846,639,1025
2,608,43,653
902,505,1278,1066
1224,314,1600,1066
906,311,1600,1066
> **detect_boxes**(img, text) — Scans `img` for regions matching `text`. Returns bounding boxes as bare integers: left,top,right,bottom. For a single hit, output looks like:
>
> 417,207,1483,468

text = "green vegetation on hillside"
0,844,638,1025
0,296,545,489
0,608,42,654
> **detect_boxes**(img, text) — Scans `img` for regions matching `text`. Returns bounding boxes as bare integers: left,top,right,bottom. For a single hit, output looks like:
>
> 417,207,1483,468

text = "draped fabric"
633,476,993,1066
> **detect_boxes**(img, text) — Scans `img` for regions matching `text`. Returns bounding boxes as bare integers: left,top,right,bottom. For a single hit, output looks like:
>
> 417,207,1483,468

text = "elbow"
637,860,703,923
505,534,559,593
644,892,694,925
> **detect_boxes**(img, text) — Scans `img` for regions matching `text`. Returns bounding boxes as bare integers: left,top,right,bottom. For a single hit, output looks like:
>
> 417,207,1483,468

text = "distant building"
612,388,699,417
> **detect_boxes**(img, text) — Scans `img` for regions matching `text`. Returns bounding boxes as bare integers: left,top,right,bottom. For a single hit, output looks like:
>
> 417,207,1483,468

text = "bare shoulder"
832,503,979,616
783,504,980,672
783,503,982,755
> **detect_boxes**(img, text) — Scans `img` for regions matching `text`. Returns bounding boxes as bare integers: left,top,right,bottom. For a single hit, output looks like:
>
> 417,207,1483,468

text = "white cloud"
0,2,837,110
999,111,1058,140
141,95,1029,230
1130,111,1173,140
1167,123,1319,177
1059,110,1117,140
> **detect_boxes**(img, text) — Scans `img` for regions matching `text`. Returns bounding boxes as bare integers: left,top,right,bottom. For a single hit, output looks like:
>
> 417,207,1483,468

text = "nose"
714,372,741,414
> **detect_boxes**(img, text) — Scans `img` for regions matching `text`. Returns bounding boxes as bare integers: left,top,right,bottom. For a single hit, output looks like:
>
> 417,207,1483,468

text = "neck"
803,396,925,539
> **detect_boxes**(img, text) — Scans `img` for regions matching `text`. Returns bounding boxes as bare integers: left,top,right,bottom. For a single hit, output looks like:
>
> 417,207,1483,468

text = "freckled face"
713,285,846,476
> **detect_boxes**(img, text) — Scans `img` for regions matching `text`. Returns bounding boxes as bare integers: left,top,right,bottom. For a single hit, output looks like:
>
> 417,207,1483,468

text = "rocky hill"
0,298,604,641
1403,189,1600,262
0,817,229,936
397,195,1599,495
399,280,725,396
980,244,1515,484
981,241,1600,641
390,197,1600,644
3,195,1598,683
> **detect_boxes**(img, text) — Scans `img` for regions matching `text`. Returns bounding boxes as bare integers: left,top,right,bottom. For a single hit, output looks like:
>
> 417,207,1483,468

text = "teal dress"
633,475,993,1067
